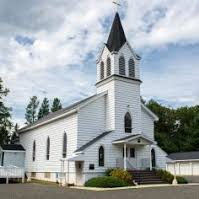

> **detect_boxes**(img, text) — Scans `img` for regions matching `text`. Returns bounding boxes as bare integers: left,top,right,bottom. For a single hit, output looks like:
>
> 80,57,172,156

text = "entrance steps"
128,170,167,185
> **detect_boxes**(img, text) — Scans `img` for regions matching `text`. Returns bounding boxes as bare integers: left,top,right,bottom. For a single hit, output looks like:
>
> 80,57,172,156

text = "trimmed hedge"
85,176,130,188
110,169,133,184
155,169,188,184
176,176,188,184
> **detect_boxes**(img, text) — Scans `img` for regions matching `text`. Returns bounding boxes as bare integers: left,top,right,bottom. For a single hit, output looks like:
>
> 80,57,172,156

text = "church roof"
75,131,113,153
1,144,25,151
18,92,107,133
106,12,127,52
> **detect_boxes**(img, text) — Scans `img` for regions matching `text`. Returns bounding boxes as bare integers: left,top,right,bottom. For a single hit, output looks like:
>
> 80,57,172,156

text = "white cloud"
0,0,199,124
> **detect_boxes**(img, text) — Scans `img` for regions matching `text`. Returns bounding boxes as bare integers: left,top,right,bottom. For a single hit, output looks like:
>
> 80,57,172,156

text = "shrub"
155,170,188,184
110,168,133,184
176,176,188,184
85,176,129,188
155,169,174,184
105,168,115,176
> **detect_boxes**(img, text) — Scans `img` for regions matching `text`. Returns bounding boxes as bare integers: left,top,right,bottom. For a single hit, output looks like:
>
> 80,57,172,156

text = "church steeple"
106,12,127,52
96,11,140,85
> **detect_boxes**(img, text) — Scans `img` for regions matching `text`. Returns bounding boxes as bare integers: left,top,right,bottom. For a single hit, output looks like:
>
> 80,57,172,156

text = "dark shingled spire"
106,12,127,52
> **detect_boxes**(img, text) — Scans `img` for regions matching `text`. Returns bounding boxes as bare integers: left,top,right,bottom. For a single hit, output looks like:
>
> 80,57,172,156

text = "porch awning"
112,134,156,145
66,153,85,162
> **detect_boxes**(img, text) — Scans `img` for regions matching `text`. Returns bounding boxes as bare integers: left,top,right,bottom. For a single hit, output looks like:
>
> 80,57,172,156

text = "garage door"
193,162,199,176
179,163,191,175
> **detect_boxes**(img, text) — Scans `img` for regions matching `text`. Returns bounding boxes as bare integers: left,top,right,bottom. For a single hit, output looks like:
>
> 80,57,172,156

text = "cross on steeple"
113,0,121,12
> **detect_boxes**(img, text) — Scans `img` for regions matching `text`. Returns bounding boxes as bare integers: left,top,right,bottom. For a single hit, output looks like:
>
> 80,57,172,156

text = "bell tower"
96,12,141,86
96,12,142,134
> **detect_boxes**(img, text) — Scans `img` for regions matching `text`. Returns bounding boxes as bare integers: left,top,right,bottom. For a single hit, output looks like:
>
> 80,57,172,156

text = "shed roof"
168,151,199,161
1,144,25,151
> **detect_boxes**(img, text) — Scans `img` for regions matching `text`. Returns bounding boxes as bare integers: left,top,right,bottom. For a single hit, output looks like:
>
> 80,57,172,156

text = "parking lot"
0,184,199,199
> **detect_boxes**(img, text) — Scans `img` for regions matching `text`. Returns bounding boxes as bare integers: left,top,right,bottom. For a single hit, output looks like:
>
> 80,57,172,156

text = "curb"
70,183,199,192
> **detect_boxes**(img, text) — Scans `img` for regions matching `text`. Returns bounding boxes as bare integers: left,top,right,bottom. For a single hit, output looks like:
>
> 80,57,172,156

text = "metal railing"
116,158,136,170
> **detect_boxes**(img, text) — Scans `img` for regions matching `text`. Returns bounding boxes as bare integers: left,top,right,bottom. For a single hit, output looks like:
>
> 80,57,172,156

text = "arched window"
129,58,135,77
32,140,36,162
151,148,156,168
125,112,132,133
100,61,105,80
46,137,50,160
98,146,104,167
119,56,125,75
107,57,111,77
62,133,67,158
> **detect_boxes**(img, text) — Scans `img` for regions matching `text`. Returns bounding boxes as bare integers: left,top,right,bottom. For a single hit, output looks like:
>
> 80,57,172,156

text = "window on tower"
124,112,132,133
100,61,105,80
129,58,135,78
107,57,111,77
119,56,125,75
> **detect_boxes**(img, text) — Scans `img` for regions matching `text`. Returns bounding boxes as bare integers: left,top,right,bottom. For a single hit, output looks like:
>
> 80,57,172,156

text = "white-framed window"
100,61,105,80
62,133,67,158
125,112,132,133
119,56,125,75
99,146,105,167
46,137,50,160
32,140,36,162
129,58,135,77
107,57,111,77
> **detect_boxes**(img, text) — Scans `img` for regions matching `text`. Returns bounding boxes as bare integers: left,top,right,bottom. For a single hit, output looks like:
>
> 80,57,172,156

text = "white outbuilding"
167,151,199,182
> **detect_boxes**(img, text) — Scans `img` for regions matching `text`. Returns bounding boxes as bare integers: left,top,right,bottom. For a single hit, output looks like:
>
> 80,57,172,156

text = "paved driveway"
0,184,199,199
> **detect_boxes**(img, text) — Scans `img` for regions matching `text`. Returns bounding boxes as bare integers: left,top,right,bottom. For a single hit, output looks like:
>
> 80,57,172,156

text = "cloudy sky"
0,0,199,126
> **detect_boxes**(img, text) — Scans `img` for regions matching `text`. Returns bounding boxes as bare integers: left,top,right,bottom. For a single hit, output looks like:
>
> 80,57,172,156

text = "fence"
0,166,25,183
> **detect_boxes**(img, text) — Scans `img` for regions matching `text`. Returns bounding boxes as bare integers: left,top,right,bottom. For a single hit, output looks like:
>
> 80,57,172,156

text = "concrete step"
129,170,167,185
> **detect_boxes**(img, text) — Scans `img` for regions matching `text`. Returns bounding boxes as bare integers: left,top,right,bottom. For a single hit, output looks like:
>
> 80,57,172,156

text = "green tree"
10,123,19,144
25,96,39,124
147,100,199,153
0,78,12,145
38,97,50,119
51,98,62,112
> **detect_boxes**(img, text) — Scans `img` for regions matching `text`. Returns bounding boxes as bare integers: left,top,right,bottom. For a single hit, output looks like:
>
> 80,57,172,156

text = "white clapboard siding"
141,108,154,140
77,95,106,147
20,113,78,175
2,152,25,168
167,161,199,176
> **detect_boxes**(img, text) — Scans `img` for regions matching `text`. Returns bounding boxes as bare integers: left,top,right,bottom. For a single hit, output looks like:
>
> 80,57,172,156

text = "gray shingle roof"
18,94,97,133
75,131,113,153
1,144,25,151
168,151,199,160
113,134,140,142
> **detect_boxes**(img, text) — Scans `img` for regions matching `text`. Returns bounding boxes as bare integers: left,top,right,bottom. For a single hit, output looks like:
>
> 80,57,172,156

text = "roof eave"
18,92,107,134
141,103,159,121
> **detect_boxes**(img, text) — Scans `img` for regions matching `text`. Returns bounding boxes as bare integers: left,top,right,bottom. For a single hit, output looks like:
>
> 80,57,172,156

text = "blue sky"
0,0,199,126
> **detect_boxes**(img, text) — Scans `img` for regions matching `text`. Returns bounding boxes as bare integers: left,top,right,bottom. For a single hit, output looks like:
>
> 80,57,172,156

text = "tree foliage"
25,96,39,124
38,97,50,119
51,98,62,112
0,78,12,145
10,123,20,144
147,100,199,153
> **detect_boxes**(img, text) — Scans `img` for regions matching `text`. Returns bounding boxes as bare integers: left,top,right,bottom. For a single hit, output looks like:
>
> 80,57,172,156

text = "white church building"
3,12,168,185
